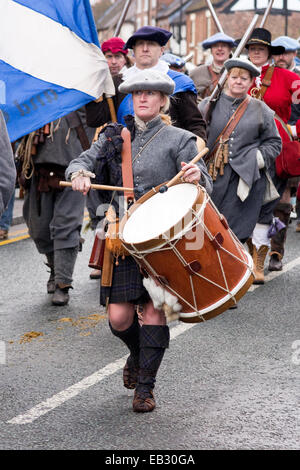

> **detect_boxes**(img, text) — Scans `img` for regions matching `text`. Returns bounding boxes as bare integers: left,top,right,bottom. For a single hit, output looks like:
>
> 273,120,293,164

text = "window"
205,10,211,38
189,13,196,47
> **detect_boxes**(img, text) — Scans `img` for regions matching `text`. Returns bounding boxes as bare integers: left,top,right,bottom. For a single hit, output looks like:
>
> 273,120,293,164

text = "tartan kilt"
100,255,151,306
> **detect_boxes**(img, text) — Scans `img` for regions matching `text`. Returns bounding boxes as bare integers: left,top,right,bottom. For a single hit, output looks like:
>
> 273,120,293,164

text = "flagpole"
260,0,274,27
114,0,133,37
205,0,224,33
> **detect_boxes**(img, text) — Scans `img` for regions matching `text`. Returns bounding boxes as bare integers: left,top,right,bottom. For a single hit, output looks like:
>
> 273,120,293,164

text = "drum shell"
120,183,253,322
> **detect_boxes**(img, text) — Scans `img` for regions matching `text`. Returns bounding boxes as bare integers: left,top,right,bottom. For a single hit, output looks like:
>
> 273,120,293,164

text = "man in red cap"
85,37,133,280
101,37,131,77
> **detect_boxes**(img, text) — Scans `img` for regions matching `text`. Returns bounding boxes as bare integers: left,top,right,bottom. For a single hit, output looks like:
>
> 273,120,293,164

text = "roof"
96,0,135,31
186,0,226,13
157,0,193,20
187,0,300,14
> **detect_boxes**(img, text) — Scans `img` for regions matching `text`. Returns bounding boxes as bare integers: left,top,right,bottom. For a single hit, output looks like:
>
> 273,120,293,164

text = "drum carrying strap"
207,95,251,180
121,127,135,206
101,127,134,288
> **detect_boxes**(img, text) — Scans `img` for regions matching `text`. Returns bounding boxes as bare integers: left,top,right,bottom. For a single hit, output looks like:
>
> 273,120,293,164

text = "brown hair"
227,67,253,79
160,95,172,125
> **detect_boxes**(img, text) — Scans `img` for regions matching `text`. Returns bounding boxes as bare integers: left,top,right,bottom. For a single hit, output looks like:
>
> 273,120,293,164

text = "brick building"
185,0,300,65
93,0,300,65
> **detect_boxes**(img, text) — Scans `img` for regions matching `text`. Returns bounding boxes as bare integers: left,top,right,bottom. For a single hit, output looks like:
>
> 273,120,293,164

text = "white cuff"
70,169,95,181
237,177,250,202
256,150,265,169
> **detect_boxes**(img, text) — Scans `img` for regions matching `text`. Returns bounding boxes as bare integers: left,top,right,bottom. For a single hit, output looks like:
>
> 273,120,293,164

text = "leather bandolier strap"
250,65,275,101
207,95,251,181
203,65,221,98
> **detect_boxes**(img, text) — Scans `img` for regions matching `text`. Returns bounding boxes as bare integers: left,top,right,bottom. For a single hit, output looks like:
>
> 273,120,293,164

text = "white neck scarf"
122,59,169,80
255,62,270,89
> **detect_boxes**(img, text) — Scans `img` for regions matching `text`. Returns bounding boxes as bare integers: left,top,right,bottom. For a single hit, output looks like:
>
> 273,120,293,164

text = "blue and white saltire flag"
0,0,115,142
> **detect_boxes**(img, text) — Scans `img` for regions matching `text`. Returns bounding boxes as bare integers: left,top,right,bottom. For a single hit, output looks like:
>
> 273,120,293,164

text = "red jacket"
248,65,300,141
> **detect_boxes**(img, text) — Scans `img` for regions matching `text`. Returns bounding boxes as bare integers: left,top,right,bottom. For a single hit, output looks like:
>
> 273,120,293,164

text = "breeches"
23,176,85,253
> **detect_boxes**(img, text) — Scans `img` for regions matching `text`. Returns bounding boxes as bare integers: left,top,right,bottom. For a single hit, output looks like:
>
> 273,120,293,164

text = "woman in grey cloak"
199,58,282,256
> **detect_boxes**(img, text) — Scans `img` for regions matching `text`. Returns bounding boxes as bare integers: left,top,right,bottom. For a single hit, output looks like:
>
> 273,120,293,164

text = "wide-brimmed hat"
245,28,285,55
124,26,172,50
101,37,128,55
202,32,235,50
224,58,260,77
118,69,175,95
272,36,300,53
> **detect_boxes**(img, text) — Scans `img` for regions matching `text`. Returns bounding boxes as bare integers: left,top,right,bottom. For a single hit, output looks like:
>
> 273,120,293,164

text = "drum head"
122,183,199,244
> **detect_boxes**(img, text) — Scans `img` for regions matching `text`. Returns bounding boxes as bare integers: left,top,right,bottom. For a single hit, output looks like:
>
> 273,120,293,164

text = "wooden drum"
119,182,254,323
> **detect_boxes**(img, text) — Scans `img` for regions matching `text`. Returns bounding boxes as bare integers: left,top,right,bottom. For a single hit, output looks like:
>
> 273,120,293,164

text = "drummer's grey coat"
66,115,213,306
199,93,282,241
66,115,213,199
0,110,16,217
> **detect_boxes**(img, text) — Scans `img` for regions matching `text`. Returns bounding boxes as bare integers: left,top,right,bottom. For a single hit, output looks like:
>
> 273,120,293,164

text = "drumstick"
59,181,134,192
159,146,209,193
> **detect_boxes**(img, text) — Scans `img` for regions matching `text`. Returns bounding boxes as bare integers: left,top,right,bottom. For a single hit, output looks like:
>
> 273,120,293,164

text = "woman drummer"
199,58,282,250
66,70,212,413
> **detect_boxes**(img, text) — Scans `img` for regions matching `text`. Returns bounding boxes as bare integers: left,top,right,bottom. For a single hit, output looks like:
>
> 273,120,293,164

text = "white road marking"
7,256,300,425
7,323,194,425
248,255,300,291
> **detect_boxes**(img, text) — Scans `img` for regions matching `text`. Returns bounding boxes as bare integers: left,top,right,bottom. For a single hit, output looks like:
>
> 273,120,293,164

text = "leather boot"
54,247,78,288
252,245,269,284
268,251,283,271
89,269,102,279
133,325,169,413
52,284,72,306
246,238,254,257
0,229,8,240
45,252,55,294
109,314,140,390
269,202,292,269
